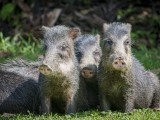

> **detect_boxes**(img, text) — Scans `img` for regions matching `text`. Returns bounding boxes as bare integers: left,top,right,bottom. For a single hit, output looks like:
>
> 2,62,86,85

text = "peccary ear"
69,27,81,40
41,26,50,36
126,23,132,32
41,26,50,31
40,26,50,37
33,26,50,39
95,34,100,45
103,23,110,32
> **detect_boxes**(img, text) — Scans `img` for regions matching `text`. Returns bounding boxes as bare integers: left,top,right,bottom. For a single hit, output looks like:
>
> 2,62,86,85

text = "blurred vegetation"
0,0,160,118
0,32,43,62
0,3,16,21
0,0,159,72
0,0,159,48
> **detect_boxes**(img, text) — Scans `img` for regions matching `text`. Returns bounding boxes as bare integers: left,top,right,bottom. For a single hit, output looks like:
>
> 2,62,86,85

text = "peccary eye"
93,51,100,62
58,53,63,59
58,43,71,59
76,52,82,62
93,51,100,56
76,52,82,58
124,40,130,45
60,44,69,51
106,40,113,46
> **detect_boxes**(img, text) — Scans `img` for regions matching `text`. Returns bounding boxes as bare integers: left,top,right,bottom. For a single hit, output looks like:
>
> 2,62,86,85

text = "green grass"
0,33,160,119
133,47,160,70
1,109,160,120
133,47,160,79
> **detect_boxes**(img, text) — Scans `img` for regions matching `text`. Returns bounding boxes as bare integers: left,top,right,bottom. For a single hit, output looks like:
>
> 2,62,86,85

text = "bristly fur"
98,22,160,112
75,34,102,111
103,22,131,40
0,59,41,81
0,70,40,114
43,25,70,46
75,34,102,68
39,25,80,114
75,34,98,49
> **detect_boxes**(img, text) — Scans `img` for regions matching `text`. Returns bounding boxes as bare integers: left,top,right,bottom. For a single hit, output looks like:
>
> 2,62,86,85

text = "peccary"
98,22,160,112
75,34,102,109
38,25,80,114
0,70,40,114
0,34,102,112
0,59,41,81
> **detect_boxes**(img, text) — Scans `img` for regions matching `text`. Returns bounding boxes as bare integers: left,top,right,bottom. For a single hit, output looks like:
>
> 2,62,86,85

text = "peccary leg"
151,89,160,110
124,88,135,113
65,93,76,114
40,96,51,114
99,94,110,111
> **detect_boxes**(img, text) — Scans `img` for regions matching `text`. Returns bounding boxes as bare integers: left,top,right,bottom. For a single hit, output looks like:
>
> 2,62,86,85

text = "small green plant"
0,32,43,62
0,3,16,21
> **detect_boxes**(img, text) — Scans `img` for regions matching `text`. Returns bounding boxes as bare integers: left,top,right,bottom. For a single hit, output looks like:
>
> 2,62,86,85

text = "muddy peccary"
38,25,80,114
75,34,102,109
98,22,160,112
0,70,40,114
0,59,41,81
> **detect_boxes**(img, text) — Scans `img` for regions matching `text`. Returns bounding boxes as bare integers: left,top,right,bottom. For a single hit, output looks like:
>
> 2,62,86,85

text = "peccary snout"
39,64,52,75
112,56,127,71
81,65,97,79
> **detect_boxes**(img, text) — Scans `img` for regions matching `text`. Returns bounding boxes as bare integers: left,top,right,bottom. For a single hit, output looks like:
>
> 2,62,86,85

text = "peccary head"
39,25,81,77
102,22,132,72
75,34,102,79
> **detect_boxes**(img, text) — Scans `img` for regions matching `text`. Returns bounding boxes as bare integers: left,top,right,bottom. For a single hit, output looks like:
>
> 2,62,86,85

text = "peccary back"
0,70,40,114
0,59,41,81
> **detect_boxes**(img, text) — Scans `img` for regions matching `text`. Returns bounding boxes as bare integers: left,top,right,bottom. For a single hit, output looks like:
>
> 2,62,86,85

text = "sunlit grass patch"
0,32,43,62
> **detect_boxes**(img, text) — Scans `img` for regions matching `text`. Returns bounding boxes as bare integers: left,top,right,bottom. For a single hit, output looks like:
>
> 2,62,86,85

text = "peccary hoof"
153,108,160,111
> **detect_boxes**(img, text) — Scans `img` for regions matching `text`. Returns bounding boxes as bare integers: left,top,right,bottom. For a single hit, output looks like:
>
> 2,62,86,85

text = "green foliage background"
0,0,160,119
